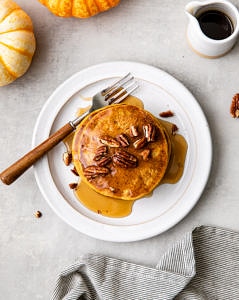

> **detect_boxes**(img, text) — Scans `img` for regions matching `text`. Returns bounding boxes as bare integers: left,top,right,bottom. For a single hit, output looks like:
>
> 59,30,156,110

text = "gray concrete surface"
1,0,239,298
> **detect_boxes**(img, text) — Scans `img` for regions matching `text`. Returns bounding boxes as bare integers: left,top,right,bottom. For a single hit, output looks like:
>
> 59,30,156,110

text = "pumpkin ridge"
84,1,91,18
41,0,60,15
0,41,33,58
50,0,61,14
104,0,111,8
0,8,22,23
59,0,73,17
0,55,17,79
108,0,117,6
0,28,34,35
71,0,73,15
92,0,100,12
95,0,109,10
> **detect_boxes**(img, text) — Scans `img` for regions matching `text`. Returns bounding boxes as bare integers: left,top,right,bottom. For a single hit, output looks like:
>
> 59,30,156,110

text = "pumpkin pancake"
72,104,171,200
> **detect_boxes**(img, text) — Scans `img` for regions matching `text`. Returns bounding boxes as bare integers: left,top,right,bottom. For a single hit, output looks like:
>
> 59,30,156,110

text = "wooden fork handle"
0,122,74,185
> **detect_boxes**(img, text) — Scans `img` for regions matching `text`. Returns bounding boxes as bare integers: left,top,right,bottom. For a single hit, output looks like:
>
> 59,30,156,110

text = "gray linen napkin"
176,226,239,300
51,226,239,300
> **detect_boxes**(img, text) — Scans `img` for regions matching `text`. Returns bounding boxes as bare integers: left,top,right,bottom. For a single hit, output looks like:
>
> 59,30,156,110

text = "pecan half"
116,133,130,147
130,125,139,137
96,156,112,167
133,136,147,149
230,93,239,118
159,110,174,118
143,124,156,142
113,149,138,168
96,145,108,155
99,135,120,147
93,145,108,161
84,165,110,179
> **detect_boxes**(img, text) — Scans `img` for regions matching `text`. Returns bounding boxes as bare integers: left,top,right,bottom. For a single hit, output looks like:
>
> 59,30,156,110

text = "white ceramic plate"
33,61,212,242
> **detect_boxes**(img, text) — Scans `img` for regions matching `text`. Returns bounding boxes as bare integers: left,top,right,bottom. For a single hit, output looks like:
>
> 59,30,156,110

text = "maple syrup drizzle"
159,119,187,184
63,96,187,218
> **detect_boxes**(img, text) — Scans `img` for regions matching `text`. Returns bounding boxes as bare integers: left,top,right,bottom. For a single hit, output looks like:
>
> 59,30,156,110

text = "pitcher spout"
185,1,202,32
185,1,204,16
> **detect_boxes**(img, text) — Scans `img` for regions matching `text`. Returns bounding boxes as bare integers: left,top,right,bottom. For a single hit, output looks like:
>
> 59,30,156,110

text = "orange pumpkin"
0,0,36,87
38,0,120,18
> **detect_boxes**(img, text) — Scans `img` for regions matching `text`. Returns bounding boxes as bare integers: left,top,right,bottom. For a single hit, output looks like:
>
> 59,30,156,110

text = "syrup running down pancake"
72,104,171,200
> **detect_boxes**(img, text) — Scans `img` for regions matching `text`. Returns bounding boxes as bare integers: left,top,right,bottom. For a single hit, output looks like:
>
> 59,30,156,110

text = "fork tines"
104,73,138,105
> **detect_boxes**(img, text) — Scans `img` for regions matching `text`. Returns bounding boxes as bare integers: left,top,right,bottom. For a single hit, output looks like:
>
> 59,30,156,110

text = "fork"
0,73,138,185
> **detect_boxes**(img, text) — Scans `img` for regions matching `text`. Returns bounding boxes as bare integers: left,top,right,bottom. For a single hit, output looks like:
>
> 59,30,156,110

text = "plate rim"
33,61,212,242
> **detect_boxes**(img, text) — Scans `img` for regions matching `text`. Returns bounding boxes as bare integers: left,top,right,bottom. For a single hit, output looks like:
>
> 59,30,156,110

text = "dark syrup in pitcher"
197,10,234,40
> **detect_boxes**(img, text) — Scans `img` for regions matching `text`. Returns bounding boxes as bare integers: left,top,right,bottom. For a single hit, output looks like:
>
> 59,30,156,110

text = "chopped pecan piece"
140,149,151,161
113,149,138,168
116,134,130,147
71,167,79,176
130,125,139,137
69,183,78,189
172,124,178,135
133,136,147,149
84,165,110,179
159,110,174,118
109,186,116,193
143,124,156,142
99,135,120,147
63,152,72,166
34,211,42,218
230,93,239,118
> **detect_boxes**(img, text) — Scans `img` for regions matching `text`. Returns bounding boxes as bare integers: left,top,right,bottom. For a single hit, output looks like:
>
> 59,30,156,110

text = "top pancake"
72,104,170,200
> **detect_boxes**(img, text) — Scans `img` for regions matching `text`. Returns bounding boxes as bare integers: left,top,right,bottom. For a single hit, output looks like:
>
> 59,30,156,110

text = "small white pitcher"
185,0,239,58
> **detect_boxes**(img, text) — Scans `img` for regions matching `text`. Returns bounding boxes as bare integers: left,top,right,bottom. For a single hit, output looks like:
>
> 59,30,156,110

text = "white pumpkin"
0,0,36,86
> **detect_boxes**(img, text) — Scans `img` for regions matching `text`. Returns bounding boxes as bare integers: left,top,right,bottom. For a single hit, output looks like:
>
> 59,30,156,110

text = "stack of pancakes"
72,104,171,200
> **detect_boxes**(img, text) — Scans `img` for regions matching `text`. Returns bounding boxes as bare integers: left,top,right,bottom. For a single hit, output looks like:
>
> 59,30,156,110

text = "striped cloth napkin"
51,226,239,300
